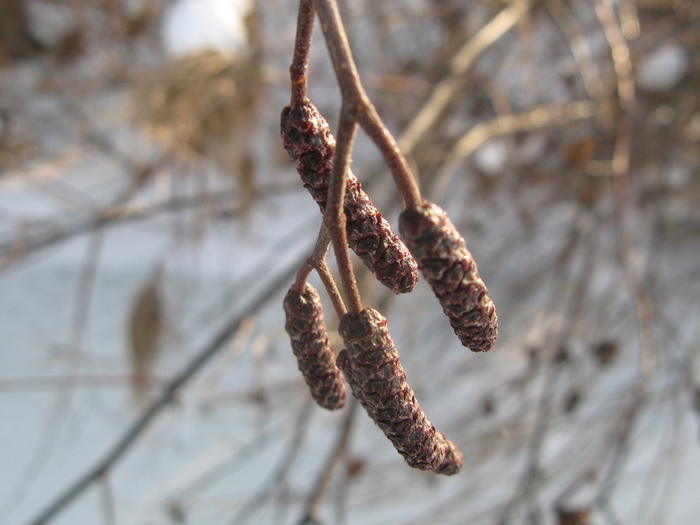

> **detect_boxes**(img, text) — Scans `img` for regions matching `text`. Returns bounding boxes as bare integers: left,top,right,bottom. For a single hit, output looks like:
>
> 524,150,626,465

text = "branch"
311,0,422,208
25,253,304,525
398,0,536,153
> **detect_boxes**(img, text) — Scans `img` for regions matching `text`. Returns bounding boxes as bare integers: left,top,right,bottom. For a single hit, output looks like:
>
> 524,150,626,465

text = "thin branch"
293,224,347,318
311,0,363,102
315,259,347,318
324,106,362,315
311,0,422,208
4,230,104,514
352,105,422,208
0,374,153,393
398,0,536,154
429,100,595,202
24,253,305,525
0,180,298,273
593,0,635,113
229,400,315,525
546,0,609,115
300,400,358,524
290,0,315,104
293,225,332,292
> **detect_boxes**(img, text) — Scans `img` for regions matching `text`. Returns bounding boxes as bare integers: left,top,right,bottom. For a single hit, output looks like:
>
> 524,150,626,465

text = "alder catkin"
283,285,346,410
280,100,419,294
337,308,463,474
399,202,498,353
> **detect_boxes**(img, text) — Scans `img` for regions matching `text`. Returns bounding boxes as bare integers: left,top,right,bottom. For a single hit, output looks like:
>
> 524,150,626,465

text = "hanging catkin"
280,100,419,294
284,285,346,410
399,202,498,353
337,308,463,474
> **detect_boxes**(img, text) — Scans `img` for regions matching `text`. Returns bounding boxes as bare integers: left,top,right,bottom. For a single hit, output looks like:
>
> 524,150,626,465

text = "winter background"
0,1,698,524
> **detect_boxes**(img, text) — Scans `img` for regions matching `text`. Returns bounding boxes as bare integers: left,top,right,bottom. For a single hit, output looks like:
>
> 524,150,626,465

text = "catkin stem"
352,106,423,209
293,225,331,292
293,225,347,318
290,0,315,104
316,259,347,318
325,106,363,315
311,0,423,208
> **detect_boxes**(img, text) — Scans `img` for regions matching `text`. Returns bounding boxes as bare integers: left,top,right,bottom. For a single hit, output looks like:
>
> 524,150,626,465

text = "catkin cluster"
283,285,346,411
400,202,498,353
281,100,419,295
337,308,463,474
279,95,498,475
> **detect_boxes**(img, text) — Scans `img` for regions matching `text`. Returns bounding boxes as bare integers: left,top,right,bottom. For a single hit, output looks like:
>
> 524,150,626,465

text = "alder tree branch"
290,0,315,104
311,0,422,208
324,106,363,314
293,225,347,317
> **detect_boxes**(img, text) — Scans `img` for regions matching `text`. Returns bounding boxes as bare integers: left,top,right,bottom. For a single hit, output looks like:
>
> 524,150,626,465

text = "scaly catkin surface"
280,100,419,294
399,202,498,353
284,285,346,410
337,308,463,474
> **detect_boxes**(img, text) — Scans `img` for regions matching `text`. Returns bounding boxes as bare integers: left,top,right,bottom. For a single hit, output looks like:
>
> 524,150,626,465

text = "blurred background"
0,0,698,524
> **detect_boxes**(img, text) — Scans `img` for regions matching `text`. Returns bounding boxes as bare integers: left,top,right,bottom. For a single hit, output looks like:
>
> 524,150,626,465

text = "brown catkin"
337,308,463,474
283,285,346,410
280,100,419,294
399,202,498,353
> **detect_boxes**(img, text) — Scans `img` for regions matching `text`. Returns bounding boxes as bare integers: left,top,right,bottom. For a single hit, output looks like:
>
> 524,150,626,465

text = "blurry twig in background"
25,255,304,525
431,100,596,202
399,0,535,154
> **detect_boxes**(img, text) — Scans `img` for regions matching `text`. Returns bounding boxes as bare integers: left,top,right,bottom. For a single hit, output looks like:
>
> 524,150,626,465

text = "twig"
453,102,595,160
300,399,358,524
0,180,297,273
311,0,422,208
24,251,305,525
315,258,347,318
398,0,536,154
593,380,647,508
546,0,609,117
229,400,315,525
293,225,347,318
4,230,104,514
500,210,602,523
593,0,635,113
164,417,289,504
290,0,315,104
0,374,159,393
324,106,362,314
430,100,595,202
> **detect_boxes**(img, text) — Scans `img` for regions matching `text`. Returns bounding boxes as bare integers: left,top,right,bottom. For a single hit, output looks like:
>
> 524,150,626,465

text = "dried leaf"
128,278,163,404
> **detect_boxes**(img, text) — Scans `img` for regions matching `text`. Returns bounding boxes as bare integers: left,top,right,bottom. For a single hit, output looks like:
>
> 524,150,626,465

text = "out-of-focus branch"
398,0,536,154
299,399,358,524
430,100,596,202
24,252,305,525
0,180,298,273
